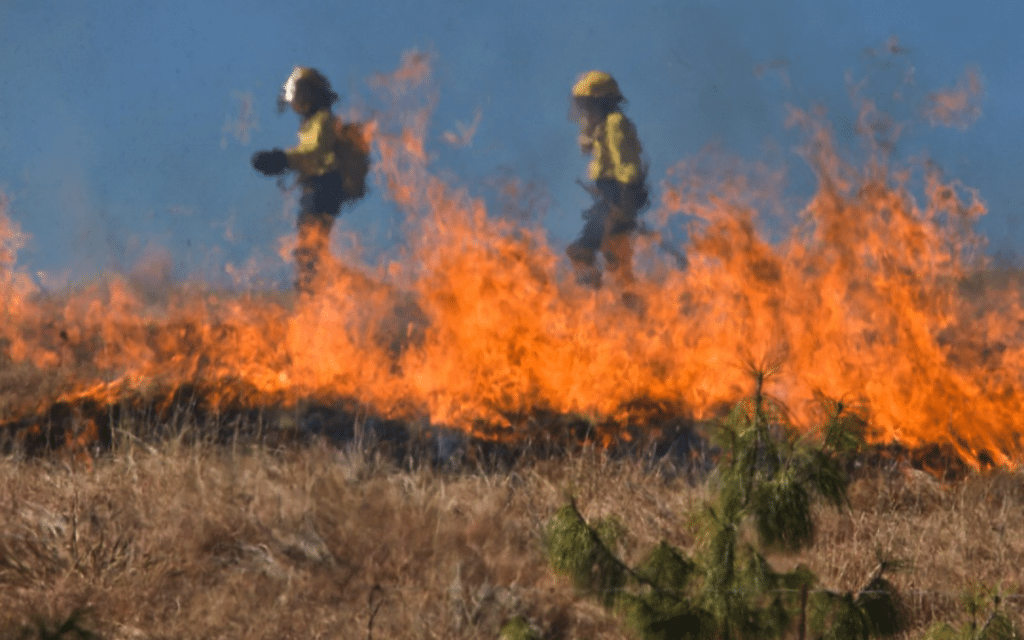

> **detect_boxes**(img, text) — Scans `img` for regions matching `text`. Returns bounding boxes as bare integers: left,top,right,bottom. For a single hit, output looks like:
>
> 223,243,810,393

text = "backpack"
332,118,372,202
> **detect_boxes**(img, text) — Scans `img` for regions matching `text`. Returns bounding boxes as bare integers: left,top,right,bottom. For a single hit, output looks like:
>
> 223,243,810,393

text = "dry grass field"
0,430,1022,640
3,54,1023,638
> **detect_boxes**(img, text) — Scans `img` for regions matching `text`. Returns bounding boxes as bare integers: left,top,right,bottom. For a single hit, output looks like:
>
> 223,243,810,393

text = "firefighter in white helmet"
252,66,370,293
567,71,649,304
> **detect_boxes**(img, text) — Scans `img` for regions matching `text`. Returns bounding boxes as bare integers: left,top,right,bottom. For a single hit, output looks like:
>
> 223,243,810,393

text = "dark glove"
251,149,288,176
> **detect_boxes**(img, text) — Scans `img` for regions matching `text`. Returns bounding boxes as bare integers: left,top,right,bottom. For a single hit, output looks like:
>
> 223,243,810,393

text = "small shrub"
544,500,628,608
924,586,1020,640
499,616,542,640
544,359,903,639
16,609,103,640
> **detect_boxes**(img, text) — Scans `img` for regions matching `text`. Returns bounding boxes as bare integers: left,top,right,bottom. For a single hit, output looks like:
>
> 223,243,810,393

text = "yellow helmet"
572,71,622,99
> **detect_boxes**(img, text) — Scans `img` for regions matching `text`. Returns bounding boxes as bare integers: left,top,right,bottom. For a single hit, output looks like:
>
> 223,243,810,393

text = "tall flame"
1,53,1021,468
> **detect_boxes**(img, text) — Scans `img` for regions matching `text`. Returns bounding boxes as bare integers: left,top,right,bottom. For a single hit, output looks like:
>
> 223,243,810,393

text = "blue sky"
2,0,1022,288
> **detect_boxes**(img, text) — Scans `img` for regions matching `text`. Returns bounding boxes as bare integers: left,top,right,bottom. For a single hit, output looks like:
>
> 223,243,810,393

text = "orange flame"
1,55,1021,469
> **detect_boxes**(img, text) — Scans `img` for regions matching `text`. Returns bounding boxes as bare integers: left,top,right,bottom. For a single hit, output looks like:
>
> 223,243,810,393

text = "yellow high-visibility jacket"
285,109,340,180
584,111,643,185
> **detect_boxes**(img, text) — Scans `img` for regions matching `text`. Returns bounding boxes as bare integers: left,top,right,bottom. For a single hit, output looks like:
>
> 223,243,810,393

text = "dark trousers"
294,172,346,293
567,179,646,288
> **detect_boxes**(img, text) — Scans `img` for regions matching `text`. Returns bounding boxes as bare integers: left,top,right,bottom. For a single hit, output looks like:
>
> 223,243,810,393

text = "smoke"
442,109,482,149
221,91,259,149
0,192,28,269
923,67,984,130
127,243,175,304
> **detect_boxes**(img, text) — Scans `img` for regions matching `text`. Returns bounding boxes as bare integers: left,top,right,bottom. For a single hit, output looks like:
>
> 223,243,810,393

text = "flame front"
2,54,1021,467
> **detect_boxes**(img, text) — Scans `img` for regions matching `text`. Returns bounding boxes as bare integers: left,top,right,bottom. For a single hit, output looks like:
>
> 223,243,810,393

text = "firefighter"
567,70,649,302
252,66,369,293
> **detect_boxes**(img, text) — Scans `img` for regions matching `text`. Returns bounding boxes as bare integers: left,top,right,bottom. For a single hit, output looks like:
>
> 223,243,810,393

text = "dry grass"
0,433,1021,639
812,466,1024,634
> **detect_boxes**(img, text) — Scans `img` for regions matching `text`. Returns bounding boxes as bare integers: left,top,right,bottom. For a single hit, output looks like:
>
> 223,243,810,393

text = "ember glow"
2,54,1021,468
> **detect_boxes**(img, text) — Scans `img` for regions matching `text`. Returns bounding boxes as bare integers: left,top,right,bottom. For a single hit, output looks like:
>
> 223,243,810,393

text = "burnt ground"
0,383,987,482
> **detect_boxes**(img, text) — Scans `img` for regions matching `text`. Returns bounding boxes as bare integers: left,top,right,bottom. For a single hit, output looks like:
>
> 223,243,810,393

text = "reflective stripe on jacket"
285,109,340,179
587,112,643,185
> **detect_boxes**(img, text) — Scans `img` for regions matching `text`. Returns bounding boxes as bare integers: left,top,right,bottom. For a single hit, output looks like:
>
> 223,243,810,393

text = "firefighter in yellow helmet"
252,66,370,293
567,71,649,302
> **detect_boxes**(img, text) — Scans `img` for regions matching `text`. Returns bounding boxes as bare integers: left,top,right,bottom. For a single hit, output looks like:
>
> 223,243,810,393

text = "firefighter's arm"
578,133,595,154
605,114,641,184
578,120,602,154
252,149,288,176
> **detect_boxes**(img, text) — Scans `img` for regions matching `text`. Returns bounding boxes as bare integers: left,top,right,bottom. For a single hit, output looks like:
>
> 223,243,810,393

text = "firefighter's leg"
603,230,644,314
601,181,646,314
294,173,345,294
599,181,637,289
294,211,334,293
601,230,635,288
567,201,608,289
